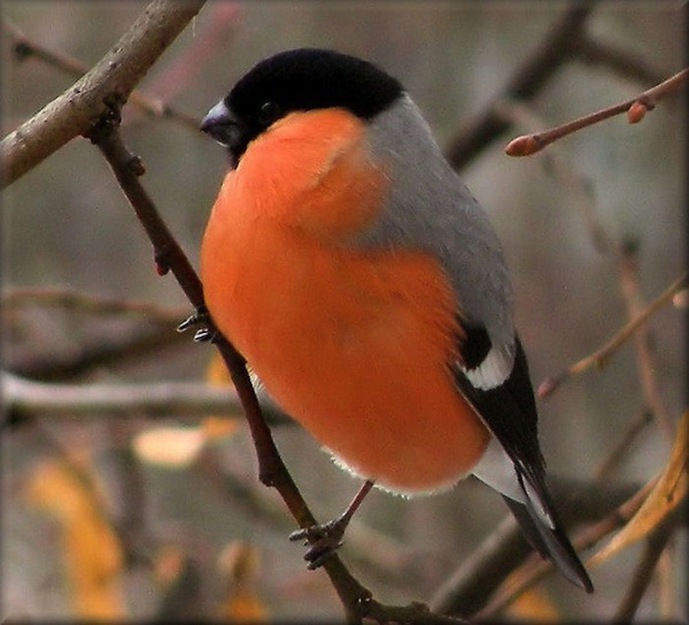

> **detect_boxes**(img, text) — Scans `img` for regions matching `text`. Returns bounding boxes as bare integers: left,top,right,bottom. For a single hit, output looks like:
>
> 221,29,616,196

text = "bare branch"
87,108,379,619
0,0,206,189
505,67,688,156
444,3,596,170
2,371,290,423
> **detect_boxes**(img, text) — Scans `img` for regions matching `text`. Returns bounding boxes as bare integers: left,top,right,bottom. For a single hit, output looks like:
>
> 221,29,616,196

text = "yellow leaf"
25,460,125,619
590,410,688,565
218,542,268,622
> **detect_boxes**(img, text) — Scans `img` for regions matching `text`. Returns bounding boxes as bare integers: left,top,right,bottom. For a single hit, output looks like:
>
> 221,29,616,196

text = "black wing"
455,330,545,493
454,329,593,592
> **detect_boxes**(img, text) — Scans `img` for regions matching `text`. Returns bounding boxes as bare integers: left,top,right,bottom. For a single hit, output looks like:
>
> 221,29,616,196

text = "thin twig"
495,98,612,254
538,270,688,398
505,67,688,156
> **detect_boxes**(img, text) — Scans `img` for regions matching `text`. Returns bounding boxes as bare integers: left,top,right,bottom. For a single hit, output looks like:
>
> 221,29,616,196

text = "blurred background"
2,1,686,621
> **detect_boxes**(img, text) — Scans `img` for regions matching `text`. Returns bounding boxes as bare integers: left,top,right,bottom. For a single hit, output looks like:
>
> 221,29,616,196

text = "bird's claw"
178,305,219,343
192,327,218,343
289,517,348,569
177,305,209,333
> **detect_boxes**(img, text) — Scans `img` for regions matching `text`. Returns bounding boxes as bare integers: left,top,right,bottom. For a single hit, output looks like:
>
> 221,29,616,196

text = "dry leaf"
25,460,125,619
218,542,268,622
590,410,688,565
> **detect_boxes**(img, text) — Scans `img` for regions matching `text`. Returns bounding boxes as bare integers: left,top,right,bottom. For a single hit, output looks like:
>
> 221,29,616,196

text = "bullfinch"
198,48,593,592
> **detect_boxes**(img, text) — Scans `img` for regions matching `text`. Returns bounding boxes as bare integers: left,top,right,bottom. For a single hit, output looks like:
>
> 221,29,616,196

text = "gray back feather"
355,95,515,348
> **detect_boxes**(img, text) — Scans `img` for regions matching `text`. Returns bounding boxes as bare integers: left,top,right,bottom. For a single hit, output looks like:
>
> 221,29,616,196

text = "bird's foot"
289,515,351,569
177,305,219,343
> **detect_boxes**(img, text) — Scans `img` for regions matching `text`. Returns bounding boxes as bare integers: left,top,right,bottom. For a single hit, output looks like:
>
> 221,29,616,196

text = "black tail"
501,495,593,592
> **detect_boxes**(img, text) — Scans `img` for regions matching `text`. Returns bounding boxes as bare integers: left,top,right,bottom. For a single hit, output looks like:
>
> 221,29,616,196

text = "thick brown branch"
0,0,205,189
444,3,596,170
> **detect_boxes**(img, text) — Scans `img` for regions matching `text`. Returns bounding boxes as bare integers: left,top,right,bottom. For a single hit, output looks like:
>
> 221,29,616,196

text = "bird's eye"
258,101,280,126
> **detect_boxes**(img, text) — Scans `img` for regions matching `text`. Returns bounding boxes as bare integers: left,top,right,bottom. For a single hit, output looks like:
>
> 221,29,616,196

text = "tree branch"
444,2,596,170
2,371,289,423
87,109,381,620
505,67,688,156
0,0,206,189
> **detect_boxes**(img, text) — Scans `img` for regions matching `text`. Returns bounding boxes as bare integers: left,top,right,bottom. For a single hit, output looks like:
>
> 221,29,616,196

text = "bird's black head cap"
202,48,403,164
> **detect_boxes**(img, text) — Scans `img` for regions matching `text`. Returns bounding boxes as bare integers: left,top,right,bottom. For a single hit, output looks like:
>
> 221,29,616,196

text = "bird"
198,47,593,592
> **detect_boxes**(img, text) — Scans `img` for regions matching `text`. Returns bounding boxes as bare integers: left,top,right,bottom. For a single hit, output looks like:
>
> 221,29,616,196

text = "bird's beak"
200,100,244,153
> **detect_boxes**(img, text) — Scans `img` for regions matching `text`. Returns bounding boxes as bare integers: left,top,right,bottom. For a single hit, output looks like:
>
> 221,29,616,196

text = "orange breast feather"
201,109,489,493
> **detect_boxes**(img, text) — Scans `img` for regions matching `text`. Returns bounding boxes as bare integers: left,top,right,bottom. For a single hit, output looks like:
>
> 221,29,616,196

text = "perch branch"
87,107,406,621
